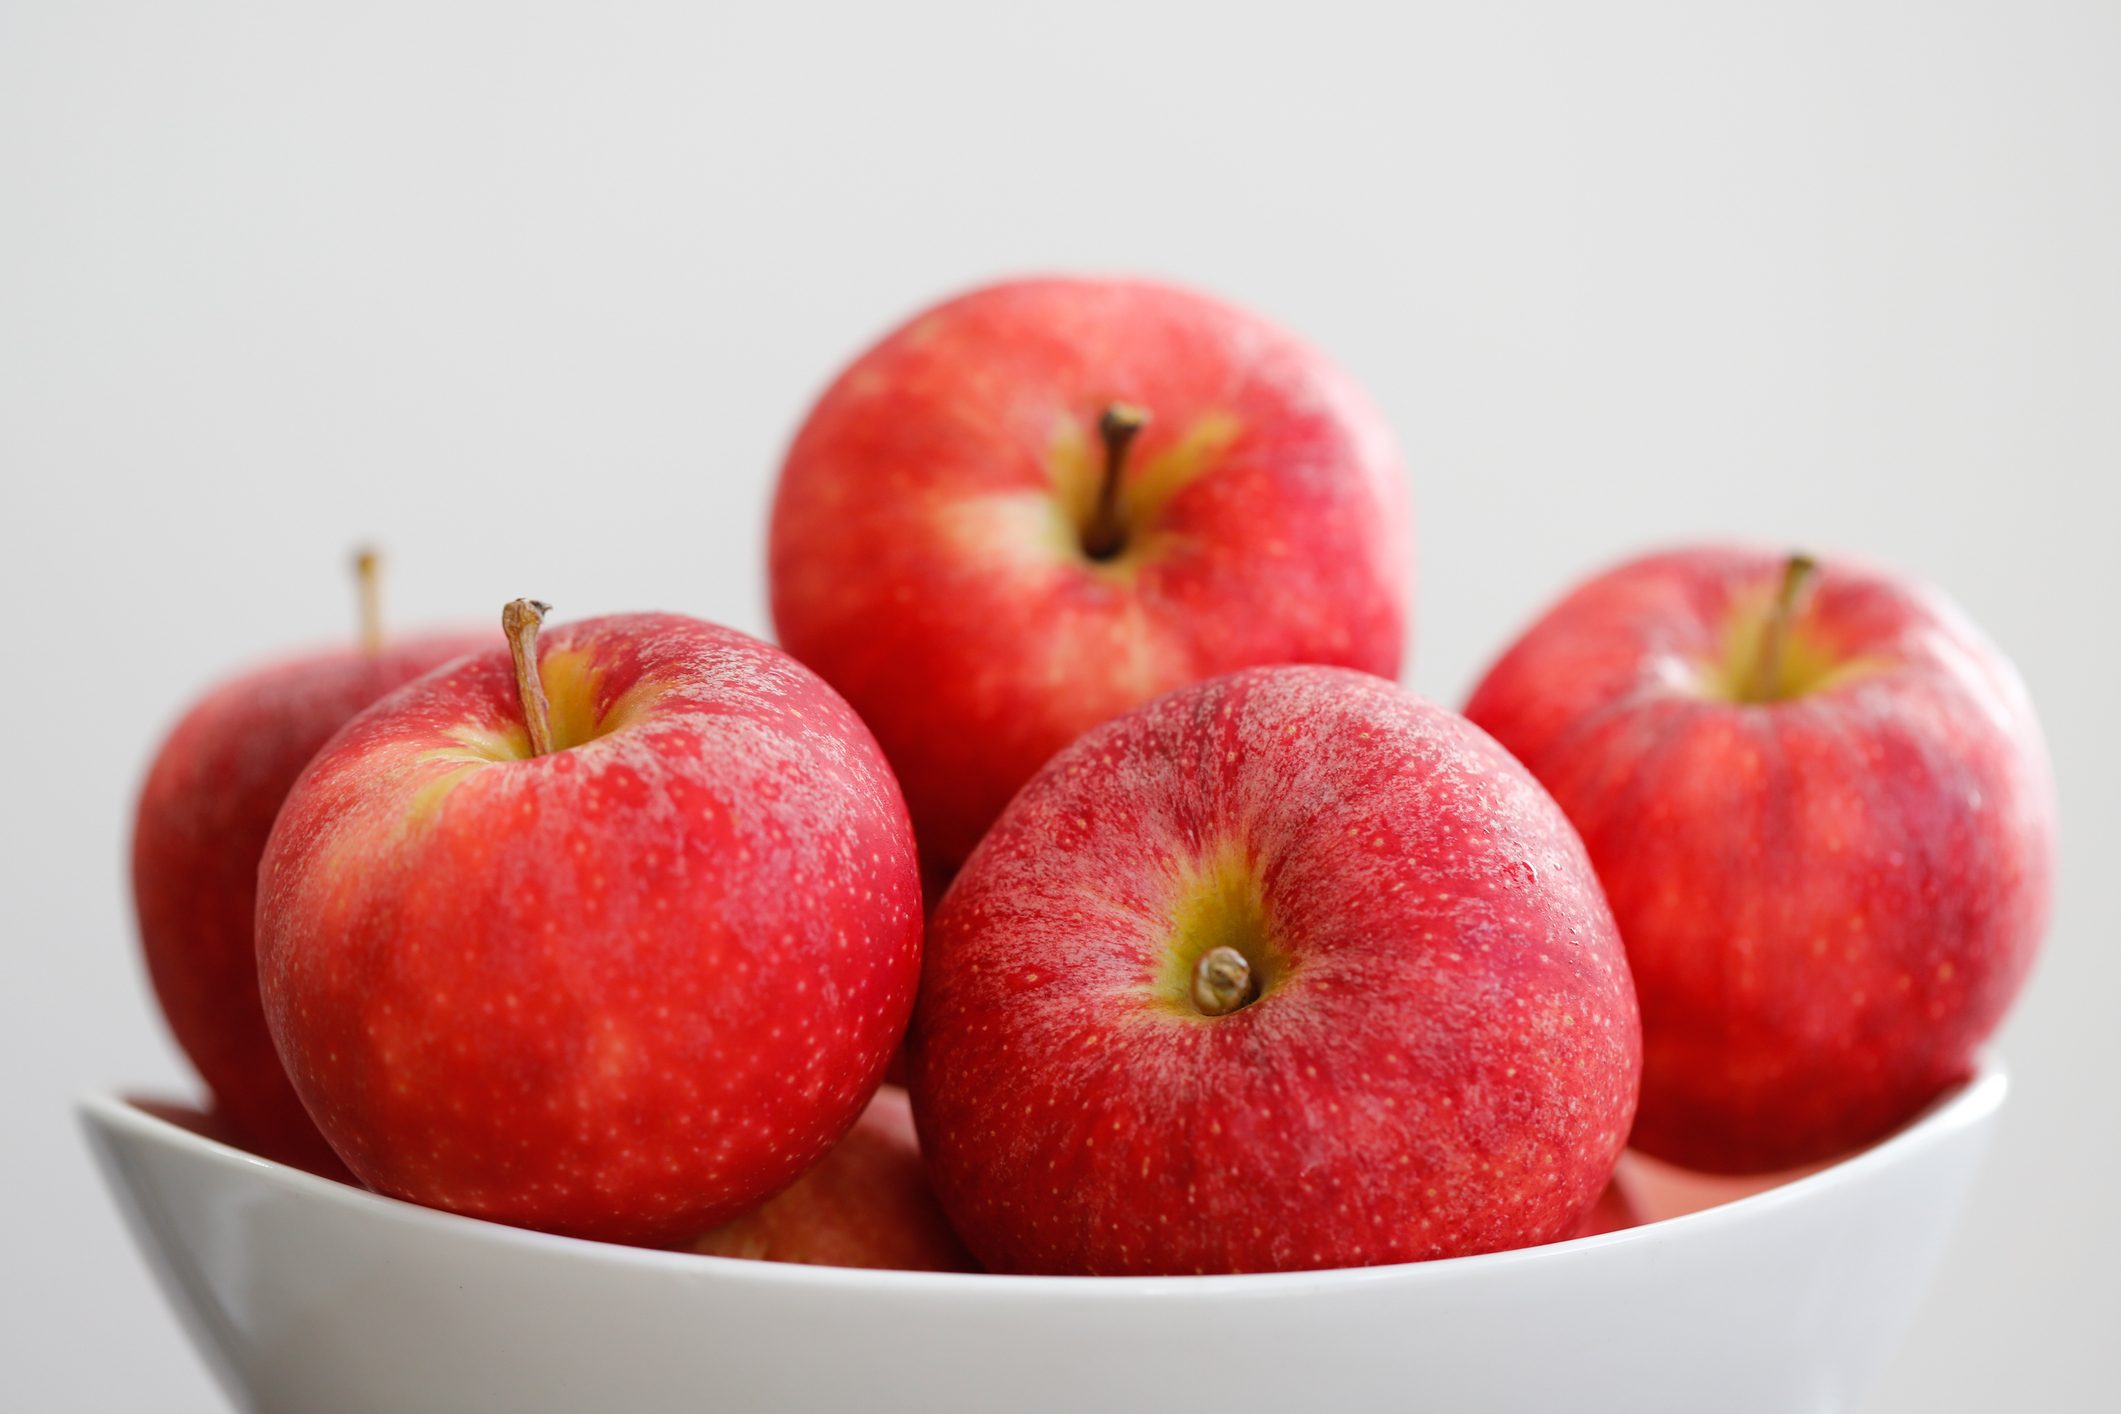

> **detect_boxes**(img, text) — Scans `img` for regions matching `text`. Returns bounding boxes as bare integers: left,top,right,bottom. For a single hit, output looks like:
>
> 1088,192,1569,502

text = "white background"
5,3,2117,1408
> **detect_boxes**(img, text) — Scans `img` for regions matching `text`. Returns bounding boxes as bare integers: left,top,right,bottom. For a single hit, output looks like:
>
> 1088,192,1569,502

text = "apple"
687,1086,972,1271
770,276,1412,869
132,550,483,1171
256,602,924,1244
908,665,1640,1276
1464,547,2055,1172
1571,1173,1644,1238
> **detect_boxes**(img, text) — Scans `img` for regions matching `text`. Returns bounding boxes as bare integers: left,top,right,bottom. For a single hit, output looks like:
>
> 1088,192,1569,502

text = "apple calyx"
1080,402,1151,561
501,598,557,756
1746,552,1820,704
354,546,384,656
1190,944,1258,1017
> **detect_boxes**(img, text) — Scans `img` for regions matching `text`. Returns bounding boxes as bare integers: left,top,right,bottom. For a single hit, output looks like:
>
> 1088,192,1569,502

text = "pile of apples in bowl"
85,278,2053,1414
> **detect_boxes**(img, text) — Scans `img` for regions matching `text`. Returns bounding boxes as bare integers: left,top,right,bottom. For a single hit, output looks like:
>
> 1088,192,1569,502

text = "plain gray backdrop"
5,2,2116,1408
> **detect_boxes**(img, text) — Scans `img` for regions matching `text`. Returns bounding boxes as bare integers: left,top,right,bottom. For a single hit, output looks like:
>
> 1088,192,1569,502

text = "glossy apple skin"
686,1086,973,1272
771,277,1412,869
132,632,487,1172
1465,547,2055,1173
909,666,1640,1276
257,614,924,1245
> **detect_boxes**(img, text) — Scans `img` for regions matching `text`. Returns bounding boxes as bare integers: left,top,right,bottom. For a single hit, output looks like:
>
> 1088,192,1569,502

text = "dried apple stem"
1749,552,1820,703
501,598,556,756
1190,945,1256,1017
354,546,384,655
1081,402,1150,561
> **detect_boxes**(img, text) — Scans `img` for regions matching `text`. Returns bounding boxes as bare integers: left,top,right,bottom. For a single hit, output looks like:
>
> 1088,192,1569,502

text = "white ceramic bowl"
82,1063,2004,1414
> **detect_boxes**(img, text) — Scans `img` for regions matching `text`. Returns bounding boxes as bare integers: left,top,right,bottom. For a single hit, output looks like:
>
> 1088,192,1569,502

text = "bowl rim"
79,1058,2006,1297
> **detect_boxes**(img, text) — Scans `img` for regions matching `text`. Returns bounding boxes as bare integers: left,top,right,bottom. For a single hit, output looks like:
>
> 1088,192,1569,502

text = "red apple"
909,665,1640,1275
1570,1172,1645,1238
686,1086,972,1271
132,552,482,1171
256,603,923,1244
770,276,1412,869
1464,547,2054,1172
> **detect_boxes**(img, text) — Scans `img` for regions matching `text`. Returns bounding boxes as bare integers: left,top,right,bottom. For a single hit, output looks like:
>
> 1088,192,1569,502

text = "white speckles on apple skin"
132,630,490,1174
258,614,924,1247
1465,546,2056,1172
685,1086,975,1272
769,277,1413,870
910,665,1641,1276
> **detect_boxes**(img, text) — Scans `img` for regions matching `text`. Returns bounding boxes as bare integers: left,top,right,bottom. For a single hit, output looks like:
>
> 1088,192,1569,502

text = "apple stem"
1190,945,1256,1017
1749,552,1820,703
1081,402,1151,561
502,598,557,756
354,546,384,656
